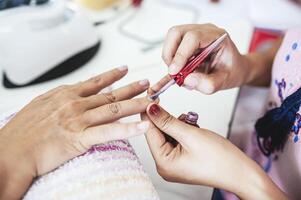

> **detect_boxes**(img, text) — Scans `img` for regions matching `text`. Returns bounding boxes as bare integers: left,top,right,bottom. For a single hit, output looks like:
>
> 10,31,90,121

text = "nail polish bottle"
165,111,199,146
184,111,199,128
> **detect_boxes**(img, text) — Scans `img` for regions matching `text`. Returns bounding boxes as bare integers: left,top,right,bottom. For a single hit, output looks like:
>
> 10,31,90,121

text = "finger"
168,31,202,75
81,121,150,147
148,75,172,95
184,71,226,94
82,79,150,110
146,103,196,145
162,25,203,66
83,97,151,126
162,27,184,66
169,31,225,76
74,65,128,97
141,112,174,160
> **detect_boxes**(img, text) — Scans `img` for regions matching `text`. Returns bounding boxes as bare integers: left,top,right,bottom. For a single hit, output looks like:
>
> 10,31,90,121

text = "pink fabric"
224,28,301,199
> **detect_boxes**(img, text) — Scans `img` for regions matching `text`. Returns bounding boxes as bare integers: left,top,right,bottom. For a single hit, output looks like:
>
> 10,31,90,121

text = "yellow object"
75,0,120,10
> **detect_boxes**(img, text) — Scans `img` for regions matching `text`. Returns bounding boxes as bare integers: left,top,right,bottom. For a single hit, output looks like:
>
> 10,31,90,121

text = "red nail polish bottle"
165,111,199,146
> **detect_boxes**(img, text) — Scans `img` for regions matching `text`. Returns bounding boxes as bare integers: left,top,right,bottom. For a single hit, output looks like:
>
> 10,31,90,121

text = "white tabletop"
0,0,253,199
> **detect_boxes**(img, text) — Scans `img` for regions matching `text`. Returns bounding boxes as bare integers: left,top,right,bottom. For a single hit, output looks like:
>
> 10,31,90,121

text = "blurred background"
0,0,301,199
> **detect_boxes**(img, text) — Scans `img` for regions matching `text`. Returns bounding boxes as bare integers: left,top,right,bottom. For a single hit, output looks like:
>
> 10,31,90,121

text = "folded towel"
23,140,159,200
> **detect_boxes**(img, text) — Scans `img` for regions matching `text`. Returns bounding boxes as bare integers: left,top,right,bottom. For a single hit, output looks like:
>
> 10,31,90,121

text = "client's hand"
141,103,289,200
0,66,151,200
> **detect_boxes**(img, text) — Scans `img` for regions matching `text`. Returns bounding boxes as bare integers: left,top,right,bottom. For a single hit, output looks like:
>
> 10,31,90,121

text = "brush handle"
170,50,211,86
170,33,227,86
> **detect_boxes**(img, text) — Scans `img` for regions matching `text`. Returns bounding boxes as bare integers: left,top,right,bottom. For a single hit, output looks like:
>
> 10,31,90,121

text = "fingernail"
149,104,160,116
185,76,198,88
139,79,149,87
137,121,150,131
169,63,179,75
117,65,128,71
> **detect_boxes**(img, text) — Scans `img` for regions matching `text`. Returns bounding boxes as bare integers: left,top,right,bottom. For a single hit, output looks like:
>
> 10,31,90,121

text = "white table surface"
0,0,253,199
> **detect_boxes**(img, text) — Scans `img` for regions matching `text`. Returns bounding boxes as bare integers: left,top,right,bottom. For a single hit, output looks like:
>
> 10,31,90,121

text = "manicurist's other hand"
141,103,289,200
161,24,250,94
0,66,152,200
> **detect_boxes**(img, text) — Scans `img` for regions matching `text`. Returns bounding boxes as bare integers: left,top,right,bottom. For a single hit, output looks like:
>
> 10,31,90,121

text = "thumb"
146,103,196,145
184,71,226,94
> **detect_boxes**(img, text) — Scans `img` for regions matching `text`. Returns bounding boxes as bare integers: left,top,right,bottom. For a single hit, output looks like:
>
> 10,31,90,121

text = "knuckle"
65,100,82,112
160,114,175,132
185,30,198,40
107,102,122,115
168,26,180,35
56,85,69,91
74,81,83,86
32,94,45,102
204,23,217,28
103,92,117,103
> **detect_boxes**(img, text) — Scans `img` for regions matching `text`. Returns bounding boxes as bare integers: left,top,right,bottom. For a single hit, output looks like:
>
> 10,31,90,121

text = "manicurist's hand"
162,23,249,93
141,103,289,200
161,24,251,94
0,66,152,200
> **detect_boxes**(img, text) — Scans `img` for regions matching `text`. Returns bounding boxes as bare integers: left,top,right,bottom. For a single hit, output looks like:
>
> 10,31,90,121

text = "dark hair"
255,87,301,156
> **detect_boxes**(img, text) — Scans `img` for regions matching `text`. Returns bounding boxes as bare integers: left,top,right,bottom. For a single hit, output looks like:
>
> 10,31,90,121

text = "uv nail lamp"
0,0,100,88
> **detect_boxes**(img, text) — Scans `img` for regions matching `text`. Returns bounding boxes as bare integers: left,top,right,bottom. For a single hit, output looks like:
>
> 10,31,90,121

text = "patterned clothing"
223,28,301,199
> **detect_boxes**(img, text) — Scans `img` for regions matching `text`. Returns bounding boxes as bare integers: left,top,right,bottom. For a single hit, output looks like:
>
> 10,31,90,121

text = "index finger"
74,65,128,97
162,24,208,66
148,75,172,95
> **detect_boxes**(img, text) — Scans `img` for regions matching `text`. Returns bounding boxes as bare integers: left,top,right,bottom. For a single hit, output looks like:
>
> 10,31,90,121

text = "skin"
160,23,282,93
143,23,289,199
0,23,290,199
141,104,288,200
0,66,152,200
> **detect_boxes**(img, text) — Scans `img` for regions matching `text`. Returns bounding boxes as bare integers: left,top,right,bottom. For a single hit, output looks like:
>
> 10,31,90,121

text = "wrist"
239,54,258,86
242,52,274,87
0,144,35,199
233,156,288,200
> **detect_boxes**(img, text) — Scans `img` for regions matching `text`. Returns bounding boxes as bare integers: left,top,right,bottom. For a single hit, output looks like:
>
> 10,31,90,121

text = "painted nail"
117,65,128,71
149,104,160,116
139,79,150,87
137,121,150,131
168,63,179,75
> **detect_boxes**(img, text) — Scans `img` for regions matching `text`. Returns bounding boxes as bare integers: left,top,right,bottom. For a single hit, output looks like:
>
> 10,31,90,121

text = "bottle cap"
185,111,199,124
